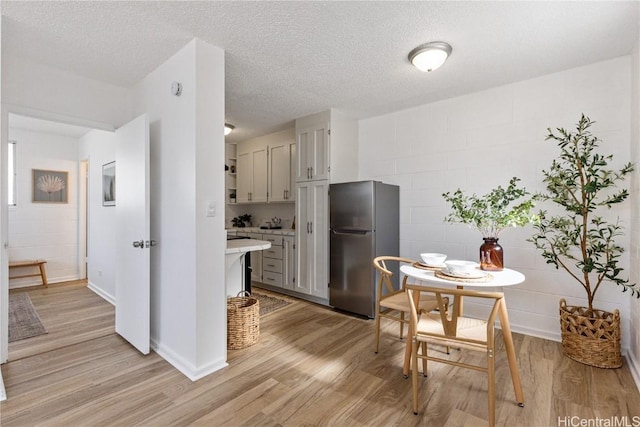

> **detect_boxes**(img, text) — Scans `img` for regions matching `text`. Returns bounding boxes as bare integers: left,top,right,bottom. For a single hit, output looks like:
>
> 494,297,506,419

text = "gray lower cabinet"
235,230,296,296
262,235,284,288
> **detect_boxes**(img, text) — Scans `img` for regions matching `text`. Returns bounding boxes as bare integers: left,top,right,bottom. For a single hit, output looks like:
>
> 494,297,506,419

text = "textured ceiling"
1,1,639,143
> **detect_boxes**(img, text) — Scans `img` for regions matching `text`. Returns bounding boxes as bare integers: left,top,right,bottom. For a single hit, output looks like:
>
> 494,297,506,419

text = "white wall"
359,57,634,349
629,31,640,387
2,55,129,129
7,127,80,287
131,38,226,380
79,129,117,302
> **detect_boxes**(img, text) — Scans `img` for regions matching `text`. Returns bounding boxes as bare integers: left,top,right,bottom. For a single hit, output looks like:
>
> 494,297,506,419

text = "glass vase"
480,237,503,271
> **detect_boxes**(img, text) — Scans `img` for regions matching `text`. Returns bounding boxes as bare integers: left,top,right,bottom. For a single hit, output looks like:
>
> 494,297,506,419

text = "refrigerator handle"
331,229,370,236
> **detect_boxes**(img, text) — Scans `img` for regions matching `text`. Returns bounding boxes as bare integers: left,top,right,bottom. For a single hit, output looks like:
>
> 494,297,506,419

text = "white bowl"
420,253,447,266
444,260,478,276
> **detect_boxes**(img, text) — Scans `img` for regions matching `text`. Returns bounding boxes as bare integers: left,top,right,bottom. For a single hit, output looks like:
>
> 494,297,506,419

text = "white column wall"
131,38,226,379
359,57,634,350
7,128,80,287
193,38,225,370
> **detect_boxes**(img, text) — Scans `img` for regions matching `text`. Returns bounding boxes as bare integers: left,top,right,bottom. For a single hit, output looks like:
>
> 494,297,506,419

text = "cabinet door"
295,181,328,298
288,143,296,201
309,181,329,298
236,151,251,203
295,183,311,294
269,144,289,202
283,236,296,291
296,124,329,182
251,148,268,203
296,128,311,182
310,124,329,181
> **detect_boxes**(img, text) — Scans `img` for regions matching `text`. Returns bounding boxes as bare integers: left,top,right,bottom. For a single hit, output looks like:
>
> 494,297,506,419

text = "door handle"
145,240,157,248
132,240,144,248
310,221,313,234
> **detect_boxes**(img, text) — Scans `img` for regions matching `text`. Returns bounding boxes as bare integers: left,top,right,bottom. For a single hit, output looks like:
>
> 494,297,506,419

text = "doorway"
4,113,104,362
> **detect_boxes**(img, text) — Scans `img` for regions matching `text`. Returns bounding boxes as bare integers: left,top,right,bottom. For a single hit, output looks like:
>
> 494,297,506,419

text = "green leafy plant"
529,114,637,311
442,177,539,238
231,214,252,228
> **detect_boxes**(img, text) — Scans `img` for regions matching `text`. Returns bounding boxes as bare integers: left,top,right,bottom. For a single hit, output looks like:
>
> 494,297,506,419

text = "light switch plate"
206,201,216,217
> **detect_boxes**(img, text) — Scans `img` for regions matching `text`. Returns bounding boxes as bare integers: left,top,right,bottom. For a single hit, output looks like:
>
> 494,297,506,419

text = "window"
8,141,16,206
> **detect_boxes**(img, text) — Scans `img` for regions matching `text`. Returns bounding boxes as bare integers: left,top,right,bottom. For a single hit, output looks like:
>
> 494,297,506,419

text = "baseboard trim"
87,282,115,306
0,370,6,402
150,338,228,382
508,323,561,343
9,274,79,289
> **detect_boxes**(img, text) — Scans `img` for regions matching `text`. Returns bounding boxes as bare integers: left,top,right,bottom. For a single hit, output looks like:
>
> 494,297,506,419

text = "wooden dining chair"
372,256,444,354
405,284,524,426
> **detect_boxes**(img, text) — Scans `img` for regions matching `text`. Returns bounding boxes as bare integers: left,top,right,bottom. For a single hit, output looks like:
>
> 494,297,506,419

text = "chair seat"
416,313,487,351
380,291,439,313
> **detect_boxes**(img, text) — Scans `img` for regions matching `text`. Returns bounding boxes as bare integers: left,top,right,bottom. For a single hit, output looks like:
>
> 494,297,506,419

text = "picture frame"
102,161,116,206
32,169,68,204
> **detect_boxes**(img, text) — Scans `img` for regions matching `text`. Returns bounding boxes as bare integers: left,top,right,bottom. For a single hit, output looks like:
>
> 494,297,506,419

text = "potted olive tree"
529,114,637,368
442,177,538,271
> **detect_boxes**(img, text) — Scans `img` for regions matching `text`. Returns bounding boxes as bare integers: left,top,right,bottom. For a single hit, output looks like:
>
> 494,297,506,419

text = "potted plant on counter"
231,214,252,228
529,114,637,368
442,177,539,271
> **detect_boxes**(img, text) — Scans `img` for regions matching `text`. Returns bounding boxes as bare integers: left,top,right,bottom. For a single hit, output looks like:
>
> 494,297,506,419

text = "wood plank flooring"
2,282,639,426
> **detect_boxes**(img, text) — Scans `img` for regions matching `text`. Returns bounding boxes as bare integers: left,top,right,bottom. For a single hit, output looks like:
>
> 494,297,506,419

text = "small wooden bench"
9,260,48,287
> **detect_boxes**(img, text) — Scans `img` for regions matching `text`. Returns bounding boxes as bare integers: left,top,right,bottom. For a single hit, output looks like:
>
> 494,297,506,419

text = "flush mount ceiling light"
224,123,235,135
408,41,452,72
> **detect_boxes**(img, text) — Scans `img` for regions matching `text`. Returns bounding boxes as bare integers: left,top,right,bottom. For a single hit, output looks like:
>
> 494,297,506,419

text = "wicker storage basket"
559,299,621,369
227,292,260,350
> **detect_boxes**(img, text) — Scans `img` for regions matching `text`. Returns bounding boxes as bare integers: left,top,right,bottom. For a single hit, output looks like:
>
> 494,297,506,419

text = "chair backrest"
372,256,415,297
405,283,504,348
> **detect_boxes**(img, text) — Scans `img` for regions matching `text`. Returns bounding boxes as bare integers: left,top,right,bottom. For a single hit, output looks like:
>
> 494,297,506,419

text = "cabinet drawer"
263,258,283,273
263,246,283,259
261,235,283,246
262,271,283,286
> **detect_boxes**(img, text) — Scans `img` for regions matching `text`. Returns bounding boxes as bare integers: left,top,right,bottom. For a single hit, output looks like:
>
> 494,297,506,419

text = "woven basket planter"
227,293,260,350
559,299,621,369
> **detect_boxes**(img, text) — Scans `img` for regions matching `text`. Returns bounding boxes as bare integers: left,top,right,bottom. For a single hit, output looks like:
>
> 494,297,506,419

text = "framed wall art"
32,169,68,204
102,161,116,206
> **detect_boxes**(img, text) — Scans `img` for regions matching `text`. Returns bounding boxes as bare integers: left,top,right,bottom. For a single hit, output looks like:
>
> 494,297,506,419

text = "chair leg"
421,342,428,377
400,311,405,339
412,338,419,415
375,309,381,353
487,349,496,427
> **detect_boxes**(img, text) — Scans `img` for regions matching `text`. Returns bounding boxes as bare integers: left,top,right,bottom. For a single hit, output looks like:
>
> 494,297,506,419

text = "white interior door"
115,114,150,354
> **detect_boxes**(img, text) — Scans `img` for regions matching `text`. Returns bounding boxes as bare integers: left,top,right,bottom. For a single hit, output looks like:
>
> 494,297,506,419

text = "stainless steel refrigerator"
329,181,399,317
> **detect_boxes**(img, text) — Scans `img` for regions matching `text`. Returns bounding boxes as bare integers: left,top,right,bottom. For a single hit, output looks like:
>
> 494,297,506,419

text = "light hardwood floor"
2,281,639,426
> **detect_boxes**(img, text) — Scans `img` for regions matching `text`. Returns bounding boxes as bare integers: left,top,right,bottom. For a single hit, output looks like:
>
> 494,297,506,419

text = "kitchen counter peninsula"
225,238,270,297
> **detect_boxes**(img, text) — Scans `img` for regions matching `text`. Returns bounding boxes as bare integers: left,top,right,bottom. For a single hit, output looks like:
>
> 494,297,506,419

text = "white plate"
439,267,487,279
417,262,446,268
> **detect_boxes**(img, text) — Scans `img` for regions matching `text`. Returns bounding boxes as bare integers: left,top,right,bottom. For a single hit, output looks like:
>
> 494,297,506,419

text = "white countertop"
225,239,271,254
226,227,296,237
